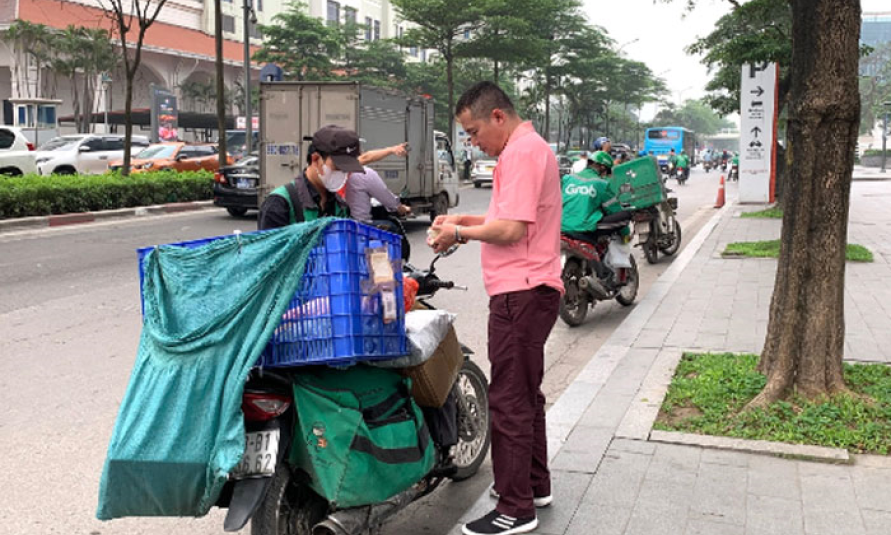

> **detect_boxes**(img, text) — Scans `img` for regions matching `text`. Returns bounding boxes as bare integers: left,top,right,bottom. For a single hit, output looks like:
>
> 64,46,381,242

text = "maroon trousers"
488,285,560,518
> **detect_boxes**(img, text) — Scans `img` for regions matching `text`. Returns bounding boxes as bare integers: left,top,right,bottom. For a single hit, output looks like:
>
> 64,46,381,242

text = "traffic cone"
715,175,726,208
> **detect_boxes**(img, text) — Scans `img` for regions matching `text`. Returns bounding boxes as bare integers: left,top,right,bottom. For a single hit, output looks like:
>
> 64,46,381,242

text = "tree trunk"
123,70,135,177
543,72,551,142
494,60,499,84
748,0,861,409
215,0,228,169
446,41,454,144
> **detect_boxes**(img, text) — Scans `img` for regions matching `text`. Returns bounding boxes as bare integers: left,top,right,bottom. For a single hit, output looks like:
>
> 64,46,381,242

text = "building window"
421,49,427,62
223,15,235,33
249,22,263,39
410,46,418,57
364,16,372,40
344,6,357,25
256,0,262,11
327,0,340,27
373,20,380,41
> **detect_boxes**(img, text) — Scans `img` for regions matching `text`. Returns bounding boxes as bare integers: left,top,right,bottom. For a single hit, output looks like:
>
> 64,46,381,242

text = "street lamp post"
243,0,256,156
101,73,112,134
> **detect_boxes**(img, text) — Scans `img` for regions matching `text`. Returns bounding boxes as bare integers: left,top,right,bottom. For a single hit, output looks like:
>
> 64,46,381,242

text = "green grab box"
610,157,665,211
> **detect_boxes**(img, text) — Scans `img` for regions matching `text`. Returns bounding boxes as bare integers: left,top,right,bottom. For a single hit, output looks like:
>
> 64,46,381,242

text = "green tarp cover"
97,219,330,520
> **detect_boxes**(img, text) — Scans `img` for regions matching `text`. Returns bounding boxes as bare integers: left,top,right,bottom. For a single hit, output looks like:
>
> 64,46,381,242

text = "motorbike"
559,214,640,326
219,253,491,535
702,159,714,173
675,165,688,185
371,202,411,262
634,181,682,265
729,162,739,181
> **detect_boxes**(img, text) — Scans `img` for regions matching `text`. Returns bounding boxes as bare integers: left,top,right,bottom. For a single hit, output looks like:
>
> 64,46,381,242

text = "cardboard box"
401,325,463,408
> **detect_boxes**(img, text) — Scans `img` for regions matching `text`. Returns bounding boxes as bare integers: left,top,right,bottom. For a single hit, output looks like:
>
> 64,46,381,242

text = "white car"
36,134,149,175
472,158,497,188
0,126,37,176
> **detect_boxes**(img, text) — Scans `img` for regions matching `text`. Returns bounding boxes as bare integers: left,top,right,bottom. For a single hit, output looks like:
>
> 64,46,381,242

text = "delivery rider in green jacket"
560,151,627,238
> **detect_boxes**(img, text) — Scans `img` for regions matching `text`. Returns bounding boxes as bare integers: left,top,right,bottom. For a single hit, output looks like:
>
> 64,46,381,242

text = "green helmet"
590,151,613,169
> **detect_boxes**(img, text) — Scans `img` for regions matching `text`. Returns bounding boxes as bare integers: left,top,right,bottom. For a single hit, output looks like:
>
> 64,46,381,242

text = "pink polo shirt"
481,121,564,297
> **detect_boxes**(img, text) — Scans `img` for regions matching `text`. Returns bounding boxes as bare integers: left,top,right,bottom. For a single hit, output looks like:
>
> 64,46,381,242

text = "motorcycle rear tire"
659,220,682,256
251,465,329,535
451,359,491,482
559,260,589,326
615,256,639,306
644,228,660,265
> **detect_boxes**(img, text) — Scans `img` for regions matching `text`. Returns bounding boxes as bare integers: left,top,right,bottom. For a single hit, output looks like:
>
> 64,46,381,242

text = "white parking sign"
739,63,779,203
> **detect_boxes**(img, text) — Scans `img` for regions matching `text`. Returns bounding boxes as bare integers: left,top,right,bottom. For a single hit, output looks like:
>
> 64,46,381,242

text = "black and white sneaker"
462,510,538,535
489,485,554,508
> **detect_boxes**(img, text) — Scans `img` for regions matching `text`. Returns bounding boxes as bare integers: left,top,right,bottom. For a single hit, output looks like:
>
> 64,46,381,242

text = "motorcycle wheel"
558,260,589,327
615,256,639,306
451,359,491,481
644,223,660,265
251,465,329,535
659,220,682,256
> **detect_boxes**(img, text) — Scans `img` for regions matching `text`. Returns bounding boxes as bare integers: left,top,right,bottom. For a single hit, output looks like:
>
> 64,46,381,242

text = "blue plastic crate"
137,220,407,367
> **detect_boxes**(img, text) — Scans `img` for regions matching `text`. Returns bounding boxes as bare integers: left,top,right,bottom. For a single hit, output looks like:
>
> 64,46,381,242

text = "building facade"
0,0,422,141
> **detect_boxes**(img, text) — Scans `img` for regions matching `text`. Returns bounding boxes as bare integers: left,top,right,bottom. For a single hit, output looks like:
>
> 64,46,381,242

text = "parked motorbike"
634,183,682,265
220,253,490,535
559,214,640,326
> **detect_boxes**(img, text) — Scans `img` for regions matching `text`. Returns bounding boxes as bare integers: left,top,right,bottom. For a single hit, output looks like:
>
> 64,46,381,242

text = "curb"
0,201,216,233
649,430,852,464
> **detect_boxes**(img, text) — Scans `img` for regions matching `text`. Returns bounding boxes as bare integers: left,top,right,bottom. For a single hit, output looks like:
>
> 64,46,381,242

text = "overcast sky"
585,0,890,122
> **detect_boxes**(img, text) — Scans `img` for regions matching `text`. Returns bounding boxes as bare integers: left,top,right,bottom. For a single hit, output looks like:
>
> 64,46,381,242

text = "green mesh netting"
97,219,330,520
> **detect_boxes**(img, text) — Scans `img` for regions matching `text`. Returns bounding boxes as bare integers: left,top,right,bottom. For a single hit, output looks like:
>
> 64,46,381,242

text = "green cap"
591,151,613,169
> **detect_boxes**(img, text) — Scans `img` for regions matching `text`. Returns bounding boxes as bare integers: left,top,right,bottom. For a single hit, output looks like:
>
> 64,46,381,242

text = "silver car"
472,158,497,188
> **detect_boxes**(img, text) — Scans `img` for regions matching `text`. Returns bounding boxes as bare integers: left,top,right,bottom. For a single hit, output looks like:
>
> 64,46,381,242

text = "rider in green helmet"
560,151,623,236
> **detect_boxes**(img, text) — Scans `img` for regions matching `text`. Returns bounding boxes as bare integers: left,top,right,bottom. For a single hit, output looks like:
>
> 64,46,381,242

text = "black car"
213,155,259,217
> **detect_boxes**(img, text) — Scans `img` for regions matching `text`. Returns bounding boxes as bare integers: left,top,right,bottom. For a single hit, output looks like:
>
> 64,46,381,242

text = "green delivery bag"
290,365,435,508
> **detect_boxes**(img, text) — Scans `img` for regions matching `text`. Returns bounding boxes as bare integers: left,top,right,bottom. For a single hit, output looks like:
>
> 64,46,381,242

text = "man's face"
311,154,338,174
457,108,510,157
602,141,612,153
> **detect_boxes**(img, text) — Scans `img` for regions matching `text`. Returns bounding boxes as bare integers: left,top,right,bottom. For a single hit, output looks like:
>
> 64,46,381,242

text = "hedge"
862,149,889,157
0,170,214,219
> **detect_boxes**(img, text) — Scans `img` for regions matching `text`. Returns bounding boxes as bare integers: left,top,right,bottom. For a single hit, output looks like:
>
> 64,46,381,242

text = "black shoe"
462,510,538,535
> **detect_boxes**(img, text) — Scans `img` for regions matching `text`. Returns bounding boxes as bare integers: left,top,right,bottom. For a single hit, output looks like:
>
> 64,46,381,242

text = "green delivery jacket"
560,168,621,234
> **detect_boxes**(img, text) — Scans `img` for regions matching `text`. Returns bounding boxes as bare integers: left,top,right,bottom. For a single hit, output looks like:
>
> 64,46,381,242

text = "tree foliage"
653,99,735,136
686,0,792,116
859,41,891,135
253,1,341,81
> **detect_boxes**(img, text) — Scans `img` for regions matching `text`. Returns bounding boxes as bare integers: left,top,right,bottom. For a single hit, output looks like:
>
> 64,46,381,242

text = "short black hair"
455,81,516,119
306,144,329,166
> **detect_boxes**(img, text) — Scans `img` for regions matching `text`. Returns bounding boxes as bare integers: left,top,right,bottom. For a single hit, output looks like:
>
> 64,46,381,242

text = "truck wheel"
430,192,449,222
473,181,481,189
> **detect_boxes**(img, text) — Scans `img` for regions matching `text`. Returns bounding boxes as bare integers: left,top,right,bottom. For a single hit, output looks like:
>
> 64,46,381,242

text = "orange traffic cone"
715,175,726,208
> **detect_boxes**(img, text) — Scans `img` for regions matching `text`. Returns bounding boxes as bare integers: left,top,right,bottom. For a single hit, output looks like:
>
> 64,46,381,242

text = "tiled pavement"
451,179,891,535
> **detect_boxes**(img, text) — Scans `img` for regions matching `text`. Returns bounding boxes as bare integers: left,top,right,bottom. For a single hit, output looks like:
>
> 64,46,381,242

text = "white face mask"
320,164,348,192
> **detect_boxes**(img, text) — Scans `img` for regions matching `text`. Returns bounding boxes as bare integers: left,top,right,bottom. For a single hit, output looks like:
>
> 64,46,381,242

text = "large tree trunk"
748,0,861,408
543,72,551,142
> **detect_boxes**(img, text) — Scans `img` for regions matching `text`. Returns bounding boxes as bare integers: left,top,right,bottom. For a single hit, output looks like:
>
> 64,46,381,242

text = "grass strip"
655,352,891,454
723,240,873,262
740,207,784,219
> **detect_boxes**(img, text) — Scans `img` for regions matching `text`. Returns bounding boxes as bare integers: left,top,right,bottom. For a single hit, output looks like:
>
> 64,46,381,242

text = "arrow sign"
751,86,765,97
751,126,762,138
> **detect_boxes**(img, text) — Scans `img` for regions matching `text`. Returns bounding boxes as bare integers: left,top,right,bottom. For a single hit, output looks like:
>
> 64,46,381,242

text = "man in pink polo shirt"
430,81,563,535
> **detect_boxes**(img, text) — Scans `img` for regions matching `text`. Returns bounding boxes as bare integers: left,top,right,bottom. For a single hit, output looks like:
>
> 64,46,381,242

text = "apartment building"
0,0,421,139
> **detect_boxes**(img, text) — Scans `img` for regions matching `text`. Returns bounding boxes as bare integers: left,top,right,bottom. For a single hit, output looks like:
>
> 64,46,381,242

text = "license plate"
485,166,494,172
231,429,279,479
236,178,255,189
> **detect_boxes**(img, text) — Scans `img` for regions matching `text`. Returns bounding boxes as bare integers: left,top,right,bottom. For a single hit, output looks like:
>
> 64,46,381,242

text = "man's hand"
397,204,411,216
433,214,462,227
390,143,409,158
429,221,458,254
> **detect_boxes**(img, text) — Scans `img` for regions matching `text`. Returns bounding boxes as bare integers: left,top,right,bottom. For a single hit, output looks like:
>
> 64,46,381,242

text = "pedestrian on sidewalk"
429,81,564,535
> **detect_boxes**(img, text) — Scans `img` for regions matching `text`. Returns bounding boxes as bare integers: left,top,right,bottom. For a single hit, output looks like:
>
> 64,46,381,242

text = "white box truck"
259,81,459,219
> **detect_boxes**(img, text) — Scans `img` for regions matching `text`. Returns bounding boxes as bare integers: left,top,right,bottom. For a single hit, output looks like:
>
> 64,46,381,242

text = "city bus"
643,126,696,171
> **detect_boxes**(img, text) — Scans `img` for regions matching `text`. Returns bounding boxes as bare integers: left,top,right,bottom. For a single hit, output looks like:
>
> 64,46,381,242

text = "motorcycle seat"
595,213,632,230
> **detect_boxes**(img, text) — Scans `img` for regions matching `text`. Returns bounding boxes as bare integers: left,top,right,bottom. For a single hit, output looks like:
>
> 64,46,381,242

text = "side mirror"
176,154,188,161
78,145,92,152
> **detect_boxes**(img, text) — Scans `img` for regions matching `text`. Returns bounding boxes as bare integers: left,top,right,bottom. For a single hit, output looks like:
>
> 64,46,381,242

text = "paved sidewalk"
451,180,891,535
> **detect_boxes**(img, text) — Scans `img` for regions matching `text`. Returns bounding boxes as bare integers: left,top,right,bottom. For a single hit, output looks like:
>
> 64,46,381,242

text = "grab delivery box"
610,157,664,211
